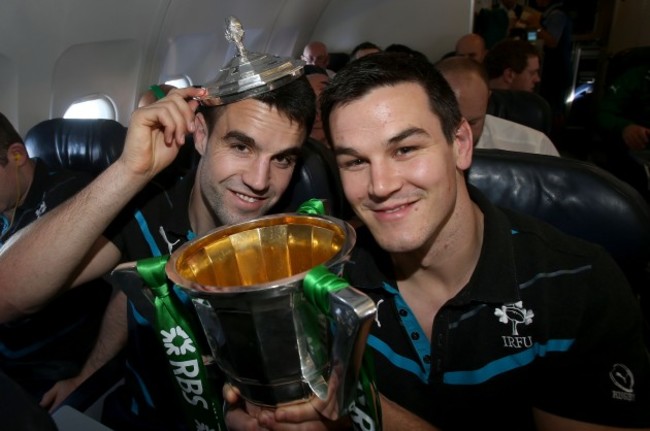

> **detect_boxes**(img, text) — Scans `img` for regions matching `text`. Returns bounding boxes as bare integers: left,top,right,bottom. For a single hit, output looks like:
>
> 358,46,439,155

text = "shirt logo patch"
610,363,636,401
495,301,534,349
35,201,47,218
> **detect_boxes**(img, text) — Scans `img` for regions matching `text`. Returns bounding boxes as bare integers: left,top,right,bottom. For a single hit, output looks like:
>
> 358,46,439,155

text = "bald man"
455,33,488,63
302,41,330,69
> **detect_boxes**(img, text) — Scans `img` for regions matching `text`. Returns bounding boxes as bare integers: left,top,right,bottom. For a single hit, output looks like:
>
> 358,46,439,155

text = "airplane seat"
24,118,126,174
468,148,650,344
487,89,553,136
328,52,350,72
24,118,200,186
272,137,353,219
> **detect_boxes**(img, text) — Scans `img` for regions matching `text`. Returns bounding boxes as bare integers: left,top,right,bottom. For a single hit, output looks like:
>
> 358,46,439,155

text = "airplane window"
63,95,116,120
165,75,192,89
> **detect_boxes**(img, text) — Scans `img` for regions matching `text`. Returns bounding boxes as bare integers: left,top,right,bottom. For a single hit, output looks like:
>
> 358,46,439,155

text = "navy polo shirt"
104,172,200,430
344,185,650,430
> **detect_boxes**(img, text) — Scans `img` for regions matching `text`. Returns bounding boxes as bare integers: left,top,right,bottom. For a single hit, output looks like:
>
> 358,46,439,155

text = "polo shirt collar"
159,170,196,240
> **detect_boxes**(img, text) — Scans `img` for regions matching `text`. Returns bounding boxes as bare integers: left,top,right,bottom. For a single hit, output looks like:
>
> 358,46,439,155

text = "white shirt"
477,114,560,157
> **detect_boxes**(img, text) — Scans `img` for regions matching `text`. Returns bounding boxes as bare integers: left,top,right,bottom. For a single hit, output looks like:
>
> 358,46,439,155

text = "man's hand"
223,383,349,431
39,376,85,412
120,86,207,179
622,124,650,150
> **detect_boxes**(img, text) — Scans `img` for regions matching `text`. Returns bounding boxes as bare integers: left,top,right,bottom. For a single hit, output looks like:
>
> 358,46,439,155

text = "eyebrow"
222,130,302,158
334,126,430,157
222,130,255,146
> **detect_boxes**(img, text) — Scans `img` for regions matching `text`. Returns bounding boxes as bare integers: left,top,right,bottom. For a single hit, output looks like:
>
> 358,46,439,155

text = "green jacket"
598,65,650,136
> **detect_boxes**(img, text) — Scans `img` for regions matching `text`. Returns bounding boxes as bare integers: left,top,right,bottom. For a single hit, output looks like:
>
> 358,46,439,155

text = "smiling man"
224,52,650,431
0,56,315,430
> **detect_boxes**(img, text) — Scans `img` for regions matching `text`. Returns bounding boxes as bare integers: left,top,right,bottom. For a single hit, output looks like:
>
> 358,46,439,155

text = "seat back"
469,149,650,268
487,89,552,136
468,149,650,329
24,118,199,184
24,118,126,174
272,138,351,219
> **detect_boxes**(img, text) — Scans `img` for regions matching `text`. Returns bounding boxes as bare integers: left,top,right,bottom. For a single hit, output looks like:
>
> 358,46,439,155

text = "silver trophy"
165,213,376,416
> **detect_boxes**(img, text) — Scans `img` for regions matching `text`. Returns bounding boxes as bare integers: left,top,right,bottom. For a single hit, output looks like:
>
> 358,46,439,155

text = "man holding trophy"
0,16,333,430
225,53,650,430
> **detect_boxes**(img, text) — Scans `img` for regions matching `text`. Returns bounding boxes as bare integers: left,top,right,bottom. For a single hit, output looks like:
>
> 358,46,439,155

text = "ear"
193,112,209,157
503,68,515,84
8,143,28,166
454,119,473,171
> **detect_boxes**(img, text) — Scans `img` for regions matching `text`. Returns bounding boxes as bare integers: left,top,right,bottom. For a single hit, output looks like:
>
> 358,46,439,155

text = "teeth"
236,192,259,203
384,205,405,213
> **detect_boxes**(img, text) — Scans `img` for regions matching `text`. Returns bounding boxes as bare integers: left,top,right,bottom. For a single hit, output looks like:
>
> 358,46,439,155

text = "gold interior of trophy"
171,215,347,290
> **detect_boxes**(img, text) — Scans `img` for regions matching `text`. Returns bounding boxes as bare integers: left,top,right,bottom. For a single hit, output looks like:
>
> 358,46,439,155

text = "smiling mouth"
373,201,412,214
234,191,264,203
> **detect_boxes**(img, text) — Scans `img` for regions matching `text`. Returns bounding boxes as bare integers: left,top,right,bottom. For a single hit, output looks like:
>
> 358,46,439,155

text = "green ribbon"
303,265,382,430
149,84,166,100
296,198,326,215
137,256,226,431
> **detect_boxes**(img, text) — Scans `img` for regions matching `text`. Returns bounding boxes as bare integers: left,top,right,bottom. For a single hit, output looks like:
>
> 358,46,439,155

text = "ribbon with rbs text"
137,256,226,431
298,199,382,430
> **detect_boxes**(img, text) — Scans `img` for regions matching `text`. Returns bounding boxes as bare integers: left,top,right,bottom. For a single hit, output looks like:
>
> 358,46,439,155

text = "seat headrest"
487,90,552,135
24,118,126,174
468,149,650,269
272,138,351,219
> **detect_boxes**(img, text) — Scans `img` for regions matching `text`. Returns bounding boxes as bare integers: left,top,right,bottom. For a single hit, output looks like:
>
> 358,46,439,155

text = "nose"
368,160,401,199
242,158,271,193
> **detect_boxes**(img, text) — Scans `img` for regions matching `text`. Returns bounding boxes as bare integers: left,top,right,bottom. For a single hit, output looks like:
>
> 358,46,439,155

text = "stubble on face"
193,100,304,232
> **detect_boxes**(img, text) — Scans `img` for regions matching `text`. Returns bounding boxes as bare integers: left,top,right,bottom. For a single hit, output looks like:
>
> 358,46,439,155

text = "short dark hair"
484,39,540,79
320,52,462,146
0,112,23,166
199,74,316,137
350,41,381,58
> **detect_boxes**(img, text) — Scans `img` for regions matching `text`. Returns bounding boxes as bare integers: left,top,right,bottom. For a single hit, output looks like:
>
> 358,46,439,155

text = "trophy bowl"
165,213,375,415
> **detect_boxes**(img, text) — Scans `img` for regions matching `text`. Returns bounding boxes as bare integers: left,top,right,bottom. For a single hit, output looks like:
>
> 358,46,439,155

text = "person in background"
455,33,488,63
385,43,429,62
225,52,650,431
301,41,335,77
597,64,650,202
0,112,112,405
0,67,315,430
304,64,331,147
437,56,559,156
137,83,177,108
484,37,541,92
533,0,573,132
350,41,382,61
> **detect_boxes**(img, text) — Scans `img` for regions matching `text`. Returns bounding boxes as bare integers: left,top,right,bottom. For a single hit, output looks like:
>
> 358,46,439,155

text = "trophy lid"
197,16,305,106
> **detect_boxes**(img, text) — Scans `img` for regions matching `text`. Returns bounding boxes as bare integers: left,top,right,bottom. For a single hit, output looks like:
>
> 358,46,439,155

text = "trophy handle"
324,286,376,418
109,261,157,322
